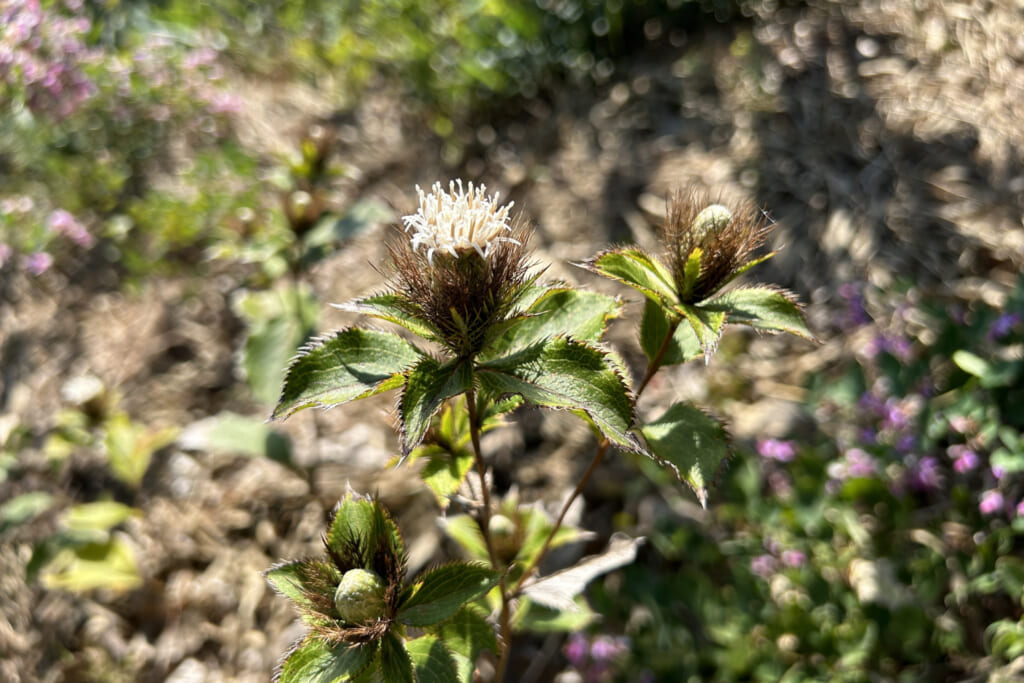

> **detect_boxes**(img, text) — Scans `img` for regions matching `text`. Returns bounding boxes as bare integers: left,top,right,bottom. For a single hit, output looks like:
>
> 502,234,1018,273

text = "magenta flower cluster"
563,633,631,682
0,0,97,119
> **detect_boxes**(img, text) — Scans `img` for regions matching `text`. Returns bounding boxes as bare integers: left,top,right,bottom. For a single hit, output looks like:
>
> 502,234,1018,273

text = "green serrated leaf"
440,515,489,562
279,636,378,683
273,329,423,420
639,299,703,367
398,563,500,627
640,402,731,508
437,607,498,683
704,286,814,339
477,338,640,452
406,635,459,683
265,559,341,611
486,288,623,357
333,293,439,341
325,495,406,572
675,303,726,357
400,359,474,457
380,632,414,683
582,249,678,304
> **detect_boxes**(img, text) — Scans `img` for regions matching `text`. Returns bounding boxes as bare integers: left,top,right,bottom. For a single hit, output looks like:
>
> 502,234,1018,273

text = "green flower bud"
692,204,733,239
333,568,388,624
488,514,516,540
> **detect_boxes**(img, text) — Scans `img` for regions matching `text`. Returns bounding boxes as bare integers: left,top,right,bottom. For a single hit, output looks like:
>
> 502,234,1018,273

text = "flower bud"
488,514,515,539
692,204,733,240
333,568,388,624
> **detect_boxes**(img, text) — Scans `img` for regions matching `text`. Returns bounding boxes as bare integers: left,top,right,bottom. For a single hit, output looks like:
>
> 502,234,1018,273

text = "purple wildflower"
47,209,93,247
757,438,797,462
838,282,871,329
858,392,886,418
949,445,979,473
882,398,911,431
590,636,628,663
845,448,877,478
767,470,793,497
751,554,776,578
23,251,52,275
781,549,806,568
992,464,1006,481
906,456,942,492
988,313,1021,341
980,490,1004,515
948,415,972,434
1017,500,1024,518
564,633,588,668
895,434,917,454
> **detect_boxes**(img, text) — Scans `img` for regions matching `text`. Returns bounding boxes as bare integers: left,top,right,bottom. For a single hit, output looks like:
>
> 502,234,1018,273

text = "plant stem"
512,439,609,596
466,388,512,683
512,318,680,596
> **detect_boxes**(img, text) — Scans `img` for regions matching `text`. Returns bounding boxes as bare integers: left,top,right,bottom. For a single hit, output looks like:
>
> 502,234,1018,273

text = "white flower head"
402,180,518,265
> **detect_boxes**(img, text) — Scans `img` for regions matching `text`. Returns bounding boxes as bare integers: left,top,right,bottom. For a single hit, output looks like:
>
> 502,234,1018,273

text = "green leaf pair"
273,285,639,457
585,248,813,360
266,494,500,682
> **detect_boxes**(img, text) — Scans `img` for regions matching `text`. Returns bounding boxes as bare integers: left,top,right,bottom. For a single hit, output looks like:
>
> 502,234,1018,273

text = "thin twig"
512,318,680,597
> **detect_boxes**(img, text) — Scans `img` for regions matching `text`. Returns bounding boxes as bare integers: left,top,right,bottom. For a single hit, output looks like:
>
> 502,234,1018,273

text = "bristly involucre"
402,180,518,265
390,180,534,358
665,188,772,303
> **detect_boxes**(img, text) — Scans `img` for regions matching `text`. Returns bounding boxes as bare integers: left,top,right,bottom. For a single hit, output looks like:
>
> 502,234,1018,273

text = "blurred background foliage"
2,0,1023,681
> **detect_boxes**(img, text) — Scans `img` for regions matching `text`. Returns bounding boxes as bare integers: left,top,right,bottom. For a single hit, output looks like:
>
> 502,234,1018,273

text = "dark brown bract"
664,188,773,303
388,220,535,357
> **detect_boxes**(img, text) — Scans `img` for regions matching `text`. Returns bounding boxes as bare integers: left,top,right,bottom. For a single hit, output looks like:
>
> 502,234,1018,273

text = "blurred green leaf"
64,501,140,533
0,492,56,534
521,534,641,612
103,413,178,486
237,285,321,406
179,411,291,465
39,536,141,593
440,515,489,563
511,596,597,633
